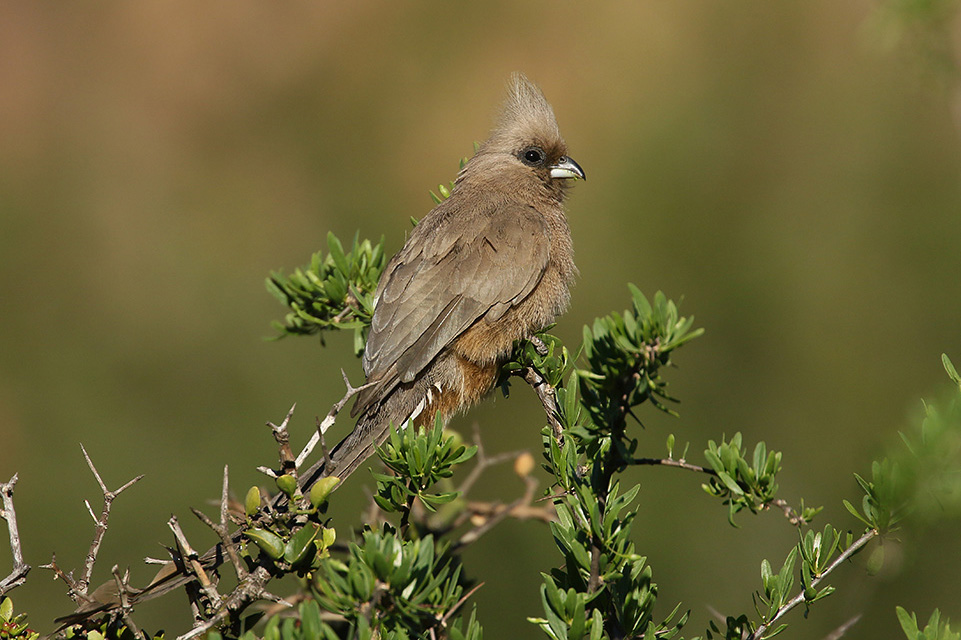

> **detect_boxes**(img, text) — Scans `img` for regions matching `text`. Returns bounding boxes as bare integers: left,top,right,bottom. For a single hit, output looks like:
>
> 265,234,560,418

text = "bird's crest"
493,72,561,143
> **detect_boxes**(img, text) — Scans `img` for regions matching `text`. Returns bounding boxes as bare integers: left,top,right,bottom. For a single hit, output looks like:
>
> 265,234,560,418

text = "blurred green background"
1,2,959,636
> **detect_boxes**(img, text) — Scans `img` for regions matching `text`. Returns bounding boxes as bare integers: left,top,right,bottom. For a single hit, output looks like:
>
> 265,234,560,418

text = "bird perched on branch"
318,73,585,482
53,74,584,626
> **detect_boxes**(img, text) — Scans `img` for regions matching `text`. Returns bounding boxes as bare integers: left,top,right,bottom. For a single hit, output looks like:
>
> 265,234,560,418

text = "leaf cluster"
241,477,338,577
503,332,572,389
578,286,704,429
753,547,797,637
62,624,165,640
701,434,819,526
267,232,386,355
310,525,481,640
210,599,481,640
842,457,905,534
897,607,960,640
228,418,483,640
893,362,961,525
527,287,700,640
373,416,477,515
0,598,36,640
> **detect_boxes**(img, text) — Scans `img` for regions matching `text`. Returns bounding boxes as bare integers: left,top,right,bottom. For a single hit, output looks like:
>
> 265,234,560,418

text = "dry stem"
295,370,375,471
0,474,29,595
72,445,144,597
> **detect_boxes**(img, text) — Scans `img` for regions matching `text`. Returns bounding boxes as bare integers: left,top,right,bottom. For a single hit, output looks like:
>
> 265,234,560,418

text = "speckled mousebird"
316,73,585,483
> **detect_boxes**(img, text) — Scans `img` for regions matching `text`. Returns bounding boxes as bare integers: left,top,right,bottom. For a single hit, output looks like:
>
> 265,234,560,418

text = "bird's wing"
361,202,549,392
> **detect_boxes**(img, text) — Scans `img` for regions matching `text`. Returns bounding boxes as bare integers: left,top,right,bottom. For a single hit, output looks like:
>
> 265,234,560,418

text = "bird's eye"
520,147,544,166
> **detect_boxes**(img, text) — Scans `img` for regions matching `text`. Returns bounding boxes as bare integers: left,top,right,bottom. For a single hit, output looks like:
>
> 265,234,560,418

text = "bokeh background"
1,2,960,636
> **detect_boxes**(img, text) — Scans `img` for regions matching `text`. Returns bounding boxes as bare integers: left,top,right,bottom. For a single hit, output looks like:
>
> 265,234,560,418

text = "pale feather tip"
497,72,560,139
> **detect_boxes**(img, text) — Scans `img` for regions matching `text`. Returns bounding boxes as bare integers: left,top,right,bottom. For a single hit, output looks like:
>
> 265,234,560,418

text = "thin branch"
453,475,539,550
267,403,298,476
174,565,276,640
588,542,602,593
190,466,247,581
630,457,715,475
111,565,147,640
256,465,279,479
40,553,79,593
748,529,878,640
769,498,810,528
0,474,30,596
295,370,375,470
77,444,145,595
219,465,230,529
458,423,528,497
399,480,418,538
331,292,359,323
457,449,527,495
528,335,550,356
462,501,556,524
260,592,313,618
517,366,564,444
316,416,334,472
631,458,812,526
437,581,485,628
168,515,222,610
823,613,863,640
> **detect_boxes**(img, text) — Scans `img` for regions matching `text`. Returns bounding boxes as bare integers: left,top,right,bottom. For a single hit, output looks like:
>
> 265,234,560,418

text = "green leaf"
300,600,324,639
943,353,961,386
867,544,885,575
276,474,297,497
244,485,261,517
843,499,872,527
717,471,744,496
284,522,321,565
568,594,586,640
586,608,602,640
326,231,349,276
896,606,918,637
540,581,569,640
244,528,286,560
628,283,651,317
310,476,340,509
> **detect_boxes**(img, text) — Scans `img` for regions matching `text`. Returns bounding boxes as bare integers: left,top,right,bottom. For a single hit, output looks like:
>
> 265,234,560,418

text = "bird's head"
458,73,584,202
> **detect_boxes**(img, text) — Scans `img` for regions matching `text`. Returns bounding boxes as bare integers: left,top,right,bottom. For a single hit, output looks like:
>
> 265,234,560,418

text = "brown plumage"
313,73,584,483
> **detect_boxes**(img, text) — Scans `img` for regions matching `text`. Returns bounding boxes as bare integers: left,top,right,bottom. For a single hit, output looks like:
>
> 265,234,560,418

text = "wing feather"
356,202,549,413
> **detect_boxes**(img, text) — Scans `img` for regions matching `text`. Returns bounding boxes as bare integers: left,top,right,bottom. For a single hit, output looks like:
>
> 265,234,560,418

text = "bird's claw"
530,335,549,356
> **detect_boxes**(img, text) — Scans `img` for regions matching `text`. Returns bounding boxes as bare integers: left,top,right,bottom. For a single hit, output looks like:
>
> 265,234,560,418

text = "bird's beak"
549,156,586,180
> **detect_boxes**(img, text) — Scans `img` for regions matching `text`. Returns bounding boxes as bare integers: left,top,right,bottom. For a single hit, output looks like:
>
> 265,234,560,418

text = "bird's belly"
415,262,572,427
453,269,570,366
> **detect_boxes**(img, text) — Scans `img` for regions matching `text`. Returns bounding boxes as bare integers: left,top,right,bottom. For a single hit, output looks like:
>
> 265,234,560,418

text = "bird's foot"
530,335,549,356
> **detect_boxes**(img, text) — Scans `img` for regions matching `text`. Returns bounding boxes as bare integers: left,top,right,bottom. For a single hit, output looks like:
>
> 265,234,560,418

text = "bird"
314,72,585,484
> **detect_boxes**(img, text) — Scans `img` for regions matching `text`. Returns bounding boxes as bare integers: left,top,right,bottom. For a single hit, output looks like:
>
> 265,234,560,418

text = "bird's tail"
298,378,436,490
